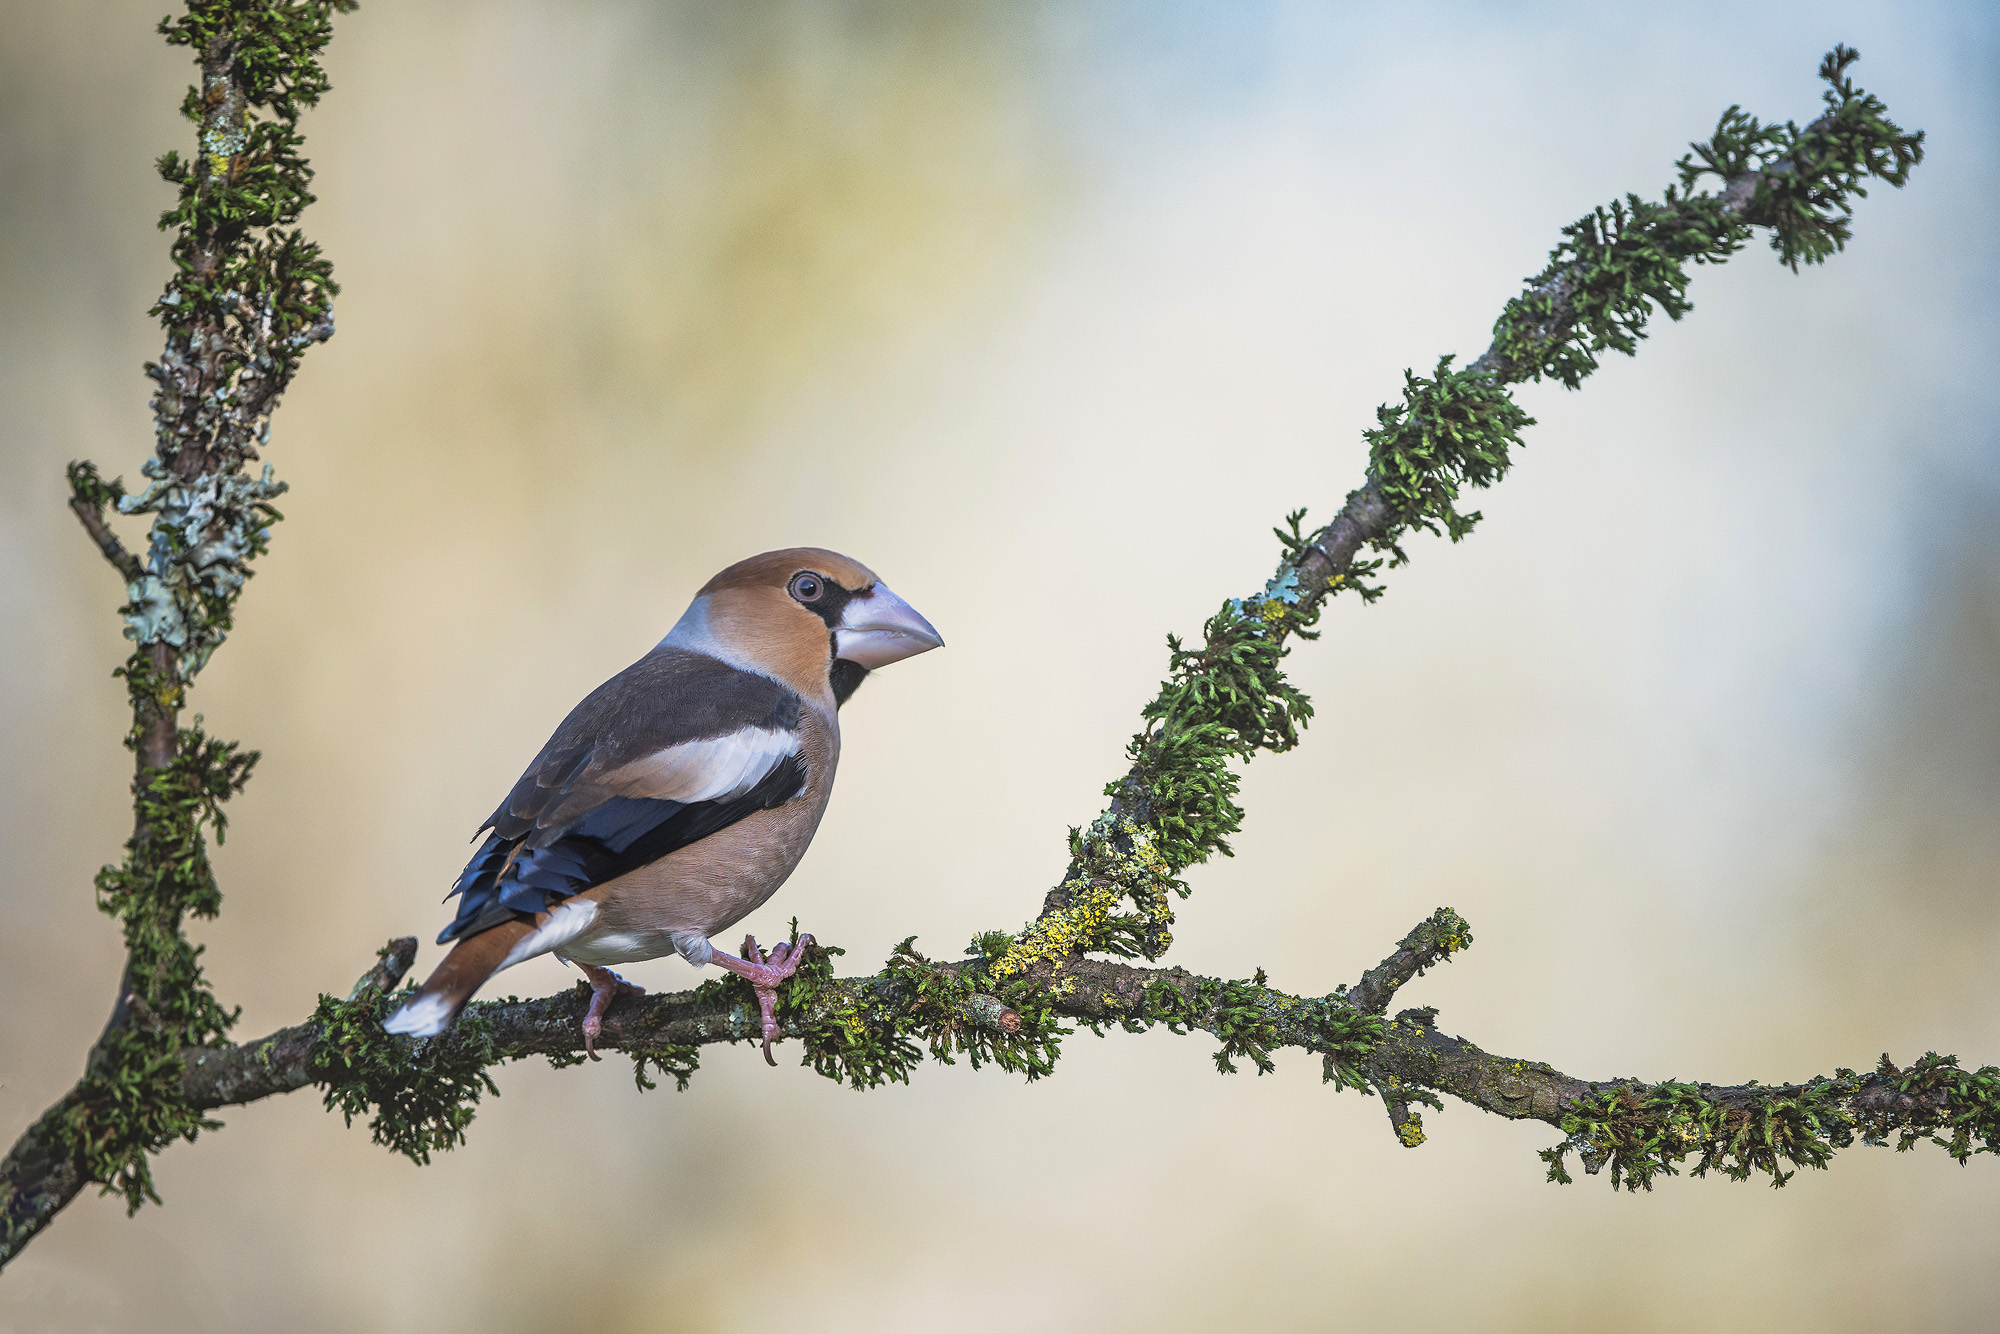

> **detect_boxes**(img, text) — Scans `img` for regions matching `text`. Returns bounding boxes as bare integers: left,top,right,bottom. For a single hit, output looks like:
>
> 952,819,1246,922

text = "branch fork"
4,37,1971,1275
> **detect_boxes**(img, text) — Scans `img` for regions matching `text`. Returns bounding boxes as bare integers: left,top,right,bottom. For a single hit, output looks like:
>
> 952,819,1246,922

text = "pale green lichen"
113,463,287,676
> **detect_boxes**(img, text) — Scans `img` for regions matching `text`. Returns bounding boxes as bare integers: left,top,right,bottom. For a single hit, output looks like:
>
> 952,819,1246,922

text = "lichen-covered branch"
165,912,2000,1196
995,47,1926,1005
1,0,351,1269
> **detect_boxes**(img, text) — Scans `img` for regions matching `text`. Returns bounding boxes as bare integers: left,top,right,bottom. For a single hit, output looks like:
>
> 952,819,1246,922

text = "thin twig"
66,492,144,583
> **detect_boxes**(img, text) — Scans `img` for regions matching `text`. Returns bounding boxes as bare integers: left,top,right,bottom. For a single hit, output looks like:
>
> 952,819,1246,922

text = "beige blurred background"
3,1,1997,1330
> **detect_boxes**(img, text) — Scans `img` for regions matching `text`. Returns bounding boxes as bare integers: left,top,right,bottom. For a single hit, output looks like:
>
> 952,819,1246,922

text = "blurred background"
3,1,1997,1330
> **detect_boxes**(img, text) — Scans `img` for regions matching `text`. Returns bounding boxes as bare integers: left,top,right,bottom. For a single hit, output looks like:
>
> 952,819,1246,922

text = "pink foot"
709,933,814,1066
579,963,645,1058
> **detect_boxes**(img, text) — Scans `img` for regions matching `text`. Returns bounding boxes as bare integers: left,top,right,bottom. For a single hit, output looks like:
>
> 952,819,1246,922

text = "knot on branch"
346,937,418,1003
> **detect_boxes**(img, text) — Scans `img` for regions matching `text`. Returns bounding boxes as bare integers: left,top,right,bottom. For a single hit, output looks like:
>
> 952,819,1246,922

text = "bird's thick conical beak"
834,583,943,669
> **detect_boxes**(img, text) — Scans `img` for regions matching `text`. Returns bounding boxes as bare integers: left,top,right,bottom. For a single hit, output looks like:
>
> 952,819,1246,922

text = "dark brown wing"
437,647,808,944
486,646,802,841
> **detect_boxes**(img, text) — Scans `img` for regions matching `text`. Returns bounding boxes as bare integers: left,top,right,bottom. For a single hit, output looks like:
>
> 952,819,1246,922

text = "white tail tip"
381,992,452,1037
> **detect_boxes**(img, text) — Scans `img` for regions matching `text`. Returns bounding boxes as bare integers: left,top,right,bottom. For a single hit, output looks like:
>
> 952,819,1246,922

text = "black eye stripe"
792,573,859,633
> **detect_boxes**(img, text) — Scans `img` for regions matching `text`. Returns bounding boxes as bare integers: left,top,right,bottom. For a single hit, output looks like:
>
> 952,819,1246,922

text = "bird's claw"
578,963,645,1059
718,932,814,1066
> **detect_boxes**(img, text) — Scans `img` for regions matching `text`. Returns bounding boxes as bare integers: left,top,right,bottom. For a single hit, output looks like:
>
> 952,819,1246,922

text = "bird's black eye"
788,572,825,603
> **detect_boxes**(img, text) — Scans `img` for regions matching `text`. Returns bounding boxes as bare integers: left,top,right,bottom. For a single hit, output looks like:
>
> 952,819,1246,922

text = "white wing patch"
600,726,800,805
498,896,601,972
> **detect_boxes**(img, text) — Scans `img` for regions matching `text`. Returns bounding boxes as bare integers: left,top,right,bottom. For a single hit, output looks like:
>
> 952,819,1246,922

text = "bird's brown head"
668,547,943,706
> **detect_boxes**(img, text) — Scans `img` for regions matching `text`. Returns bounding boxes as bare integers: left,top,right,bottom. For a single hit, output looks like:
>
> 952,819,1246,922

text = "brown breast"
576,702,841,948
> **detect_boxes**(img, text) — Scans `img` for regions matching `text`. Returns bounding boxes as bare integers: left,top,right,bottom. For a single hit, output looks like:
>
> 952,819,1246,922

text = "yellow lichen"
988,814,1179,981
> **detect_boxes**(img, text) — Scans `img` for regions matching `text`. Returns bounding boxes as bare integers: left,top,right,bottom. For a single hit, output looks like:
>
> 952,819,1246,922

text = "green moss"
1137,974,1281,1075
93,722,252,1049
1126,971,1387,1082
630,1046,700,1094
1472,45,1924,407
1316,46,1930,625
778,933,1068,1090
154,1,352,363
778,938,926,1090
49,719,253,1213
1126,592,1317,865
1314,1004,1389,1094
1486,47,1921,402
1540,1053,2000,1191
883,938,980,1055
37,1029,223,1216
884,940,1066,1078
1499,195,1735,391
307,987,499,1166
994,548,1325,982
1361,358,1536,564
1679,46,1924,272
1543,1079,1845,1190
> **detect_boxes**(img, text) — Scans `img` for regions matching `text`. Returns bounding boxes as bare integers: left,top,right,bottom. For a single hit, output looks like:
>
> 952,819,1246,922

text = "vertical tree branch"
2,0,352,1268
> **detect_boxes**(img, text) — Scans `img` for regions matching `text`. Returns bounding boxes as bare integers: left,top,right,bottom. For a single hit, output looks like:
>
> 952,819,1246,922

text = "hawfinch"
383,548,941,1062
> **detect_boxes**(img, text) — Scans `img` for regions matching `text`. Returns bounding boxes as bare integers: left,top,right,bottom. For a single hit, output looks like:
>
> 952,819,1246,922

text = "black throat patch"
829,658,870,707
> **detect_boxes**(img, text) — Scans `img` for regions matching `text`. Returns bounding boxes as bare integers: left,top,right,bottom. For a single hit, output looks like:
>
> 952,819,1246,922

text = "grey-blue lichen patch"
121,575,187,648
1262,567,1304,606
115,463,286,676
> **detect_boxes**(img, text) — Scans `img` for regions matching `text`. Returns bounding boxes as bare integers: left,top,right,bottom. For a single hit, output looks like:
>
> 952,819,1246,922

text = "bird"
382,547,942,1063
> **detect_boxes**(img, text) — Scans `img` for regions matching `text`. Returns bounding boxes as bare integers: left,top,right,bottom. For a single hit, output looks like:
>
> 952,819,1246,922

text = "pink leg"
708,933,815,1066
578,963,645,1058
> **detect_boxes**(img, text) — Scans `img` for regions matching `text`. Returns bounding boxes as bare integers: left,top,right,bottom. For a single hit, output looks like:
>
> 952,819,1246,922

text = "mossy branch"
990,42,1924,991
158,912,1999,1199
3,0,350,1268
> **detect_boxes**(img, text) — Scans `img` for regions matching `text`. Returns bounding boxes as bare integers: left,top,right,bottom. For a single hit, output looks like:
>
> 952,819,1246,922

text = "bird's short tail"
382,919,534,1037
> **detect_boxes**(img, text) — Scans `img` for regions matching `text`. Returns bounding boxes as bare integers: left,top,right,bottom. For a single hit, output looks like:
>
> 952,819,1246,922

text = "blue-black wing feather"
436,646,810,945
438,753,806,944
